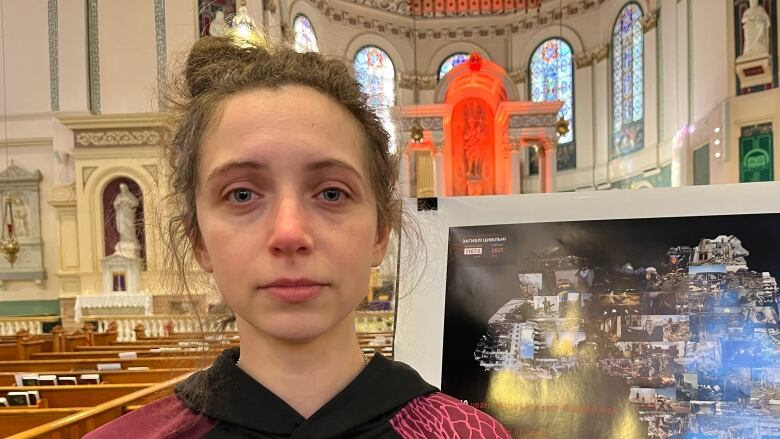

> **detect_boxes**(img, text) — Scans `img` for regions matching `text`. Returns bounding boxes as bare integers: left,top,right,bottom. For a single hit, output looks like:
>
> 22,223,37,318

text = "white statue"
113,183,140,256
208,10,230,37
742,0,772,57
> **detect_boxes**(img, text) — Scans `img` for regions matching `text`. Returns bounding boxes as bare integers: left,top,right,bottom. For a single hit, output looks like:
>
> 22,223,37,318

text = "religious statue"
11,196,29,237
741,0,772,57
463,102,487,179
208,10,230,37
113,183,140,257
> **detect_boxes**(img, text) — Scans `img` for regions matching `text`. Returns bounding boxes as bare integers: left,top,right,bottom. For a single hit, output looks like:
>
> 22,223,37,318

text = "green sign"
740,131,774,182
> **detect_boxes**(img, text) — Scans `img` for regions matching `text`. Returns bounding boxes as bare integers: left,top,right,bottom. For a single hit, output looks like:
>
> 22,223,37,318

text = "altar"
74,293,152,323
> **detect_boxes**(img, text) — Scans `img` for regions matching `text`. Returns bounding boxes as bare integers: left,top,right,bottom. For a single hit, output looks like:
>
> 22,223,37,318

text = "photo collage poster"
442,213,780,438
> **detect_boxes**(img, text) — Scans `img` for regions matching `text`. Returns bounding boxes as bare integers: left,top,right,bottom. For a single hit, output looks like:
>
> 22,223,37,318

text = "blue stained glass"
611,3,644,158
293,15,319,53
530,38,574,145
354,46,396,151
438,53,470,79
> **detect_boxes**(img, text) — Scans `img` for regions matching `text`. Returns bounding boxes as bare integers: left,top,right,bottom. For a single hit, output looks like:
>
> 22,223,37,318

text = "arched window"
529,38,575,170
293,15,319,53
612,3,644,158
438,53,469,80
353,46,396,150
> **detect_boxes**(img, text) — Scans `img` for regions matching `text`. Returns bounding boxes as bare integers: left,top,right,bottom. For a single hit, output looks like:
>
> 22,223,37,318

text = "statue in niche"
11,196,29,237
463,101,487,179
741,0,772,57
113,183,140,257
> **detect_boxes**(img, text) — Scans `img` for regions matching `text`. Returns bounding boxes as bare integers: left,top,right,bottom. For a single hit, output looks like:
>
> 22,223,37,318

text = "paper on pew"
97,363,122,371
57,376,77,385
127,366,150,371
80,373,101,384
118,351,138,359
38,375,57,386
0,397,8,407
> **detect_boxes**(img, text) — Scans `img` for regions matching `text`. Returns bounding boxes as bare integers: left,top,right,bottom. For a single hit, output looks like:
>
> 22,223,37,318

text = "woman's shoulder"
389,392,511,438
83,394,218,439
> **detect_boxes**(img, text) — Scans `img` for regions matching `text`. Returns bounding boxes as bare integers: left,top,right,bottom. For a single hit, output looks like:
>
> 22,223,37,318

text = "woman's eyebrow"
205,160,267,185
305,159,365,184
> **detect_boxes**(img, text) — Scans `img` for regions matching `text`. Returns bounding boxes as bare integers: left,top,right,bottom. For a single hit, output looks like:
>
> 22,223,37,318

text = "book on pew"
57,376,77,385
21,374,39,386
80,373,101,384
7,391,31,406
38,375,58,386
0,397,8,407
27,390,39,405
97,363,122,371
118,351,138,360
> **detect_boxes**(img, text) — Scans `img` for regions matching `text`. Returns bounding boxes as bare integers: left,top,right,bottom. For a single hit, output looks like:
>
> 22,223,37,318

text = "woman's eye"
230,188,254,203
320,188,344,202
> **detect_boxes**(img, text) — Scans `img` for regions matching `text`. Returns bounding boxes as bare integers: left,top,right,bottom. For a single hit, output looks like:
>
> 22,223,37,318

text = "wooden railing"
5,372,193,439
0,317,60,337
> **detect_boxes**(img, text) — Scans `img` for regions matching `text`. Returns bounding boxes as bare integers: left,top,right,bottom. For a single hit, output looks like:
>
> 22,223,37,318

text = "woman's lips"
262,283,325,303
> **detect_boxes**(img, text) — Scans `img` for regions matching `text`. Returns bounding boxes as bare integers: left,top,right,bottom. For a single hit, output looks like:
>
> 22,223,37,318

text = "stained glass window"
354,46,396,151
529,38,576,171
293,15,319,53
611,3,644,158
438,53,469,80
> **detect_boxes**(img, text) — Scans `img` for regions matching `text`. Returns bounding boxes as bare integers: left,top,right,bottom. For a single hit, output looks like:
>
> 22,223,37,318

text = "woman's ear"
371,225,391,267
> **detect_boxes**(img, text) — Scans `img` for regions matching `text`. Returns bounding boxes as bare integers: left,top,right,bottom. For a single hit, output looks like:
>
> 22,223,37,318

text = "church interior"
0,0,778,436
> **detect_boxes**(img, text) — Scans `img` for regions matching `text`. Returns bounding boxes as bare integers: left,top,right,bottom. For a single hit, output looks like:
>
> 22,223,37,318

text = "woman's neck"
234,312,366,418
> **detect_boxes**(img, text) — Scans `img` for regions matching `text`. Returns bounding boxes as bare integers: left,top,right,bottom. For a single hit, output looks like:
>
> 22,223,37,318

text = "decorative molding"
508,70,527,84
57,113,165,130
574,44,609,68
0,163,43,183
154,0,167,110
82,166,97,188
509,114,558,128
49,183,77,206
397,72,437,90
641,8,658,32
352,0,410,15
75,129,163,148
307,0,608,40
47,0,59,112
87,0,100,114
574,52,593,69
399,117,443,131
593,44,609,62
0,138,54,149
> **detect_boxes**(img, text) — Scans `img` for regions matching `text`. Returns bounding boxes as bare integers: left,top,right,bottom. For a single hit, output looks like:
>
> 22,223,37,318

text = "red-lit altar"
398,53,563,196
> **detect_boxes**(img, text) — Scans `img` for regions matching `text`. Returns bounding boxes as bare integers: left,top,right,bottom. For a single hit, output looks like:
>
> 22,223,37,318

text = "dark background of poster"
442,213,780,404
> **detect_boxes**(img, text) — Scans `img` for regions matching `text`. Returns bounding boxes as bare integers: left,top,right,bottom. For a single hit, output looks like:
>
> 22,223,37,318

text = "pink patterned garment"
390,392,511,438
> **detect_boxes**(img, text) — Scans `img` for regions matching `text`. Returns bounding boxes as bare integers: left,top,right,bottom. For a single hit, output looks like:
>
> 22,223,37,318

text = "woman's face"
193,86,389,342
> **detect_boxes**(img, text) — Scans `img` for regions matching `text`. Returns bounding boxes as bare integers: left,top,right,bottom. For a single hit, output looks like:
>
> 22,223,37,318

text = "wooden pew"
75,342,238,351
5,373,192,439
0,368,195,386
0,355,216,372
0,384,152,408
0,408,87,438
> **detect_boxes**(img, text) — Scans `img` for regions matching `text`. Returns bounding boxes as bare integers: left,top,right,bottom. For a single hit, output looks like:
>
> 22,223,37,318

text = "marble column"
509,148,522,194
432,131,445,197
539,138,557,193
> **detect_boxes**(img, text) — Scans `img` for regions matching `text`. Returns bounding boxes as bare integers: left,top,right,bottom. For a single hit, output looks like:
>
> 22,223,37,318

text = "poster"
442,213,780,438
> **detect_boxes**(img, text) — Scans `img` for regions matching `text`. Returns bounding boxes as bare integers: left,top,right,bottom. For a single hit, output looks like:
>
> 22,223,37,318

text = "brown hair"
157,35,402,337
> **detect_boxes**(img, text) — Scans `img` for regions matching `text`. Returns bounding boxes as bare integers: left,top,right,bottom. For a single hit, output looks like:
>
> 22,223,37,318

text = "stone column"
432,130,445,197
539,138,557,193
400,151,411,198
509,148,522,194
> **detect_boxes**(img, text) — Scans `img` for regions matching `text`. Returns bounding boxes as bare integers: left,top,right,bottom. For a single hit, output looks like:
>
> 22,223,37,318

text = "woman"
85,34,510,438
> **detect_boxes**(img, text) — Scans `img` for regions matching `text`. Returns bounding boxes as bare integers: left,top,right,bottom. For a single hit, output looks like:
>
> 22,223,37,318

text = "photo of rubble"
442,214,780,438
